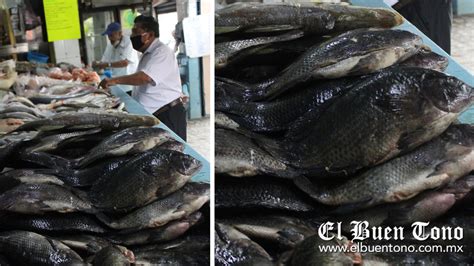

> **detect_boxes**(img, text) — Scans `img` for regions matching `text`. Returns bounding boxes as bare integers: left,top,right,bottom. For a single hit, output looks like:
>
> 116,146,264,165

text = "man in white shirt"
93,22,139,77
98,16,186,140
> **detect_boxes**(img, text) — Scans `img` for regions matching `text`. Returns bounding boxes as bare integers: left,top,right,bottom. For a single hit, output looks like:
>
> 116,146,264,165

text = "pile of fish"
215,2,474,265
0,112,210,265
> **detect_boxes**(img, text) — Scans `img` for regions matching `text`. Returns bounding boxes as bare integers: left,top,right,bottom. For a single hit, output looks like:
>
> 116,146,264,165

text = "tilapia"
221,215,317,248
291,234,360,266
216,128,298,177
0,230,85,265
215,223,273,266
51,156,131,187
108,212,202,245
132,234,210,253
89,150,202,212
216,30,304,69
135,250,209,266
24,128,102,153
295,124,474,211
12,112,159,132
74,127,173,167
0,183,94,214
96,182,209,230
0,111,39,121
215,2,335,35
54,235,110,254
216,77,354,132
0,169,65,193
216,177,315,212
234,28,422,101
399,47,449,71
0,212,107,233
154,139,185,152
263,67,473,176
92,245,135,266
215,111,240,131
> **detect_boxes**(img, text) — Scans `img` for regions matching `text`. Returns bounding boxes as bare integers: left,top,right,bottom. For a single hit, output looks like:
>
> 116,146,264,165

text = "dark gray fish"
135,250,209,266
75,127,173,167
261,67,473,177
216,30,304,69
92,245,135,266
0,183,94,214
229,29,422,102
215,2,335,35
0,212,107,233
89,150,202,212
25,128,102,153
108,212,202,245
154,139,185,152
215,111,241,131
291,234,360,266
0,230,85,265
216,77,354,132
295,124,474,211
399,47,449,71
0,169,65,193
97,183,209,230
221,215,317,248
216,128,298,178
0,103,46,117
216,177,315,212
28,89,108,104
0,111,39,121
0,132,37,170
132,234,210,253
13,112,159,132
215,223,273,266
48,156,131,187
54,235,111,254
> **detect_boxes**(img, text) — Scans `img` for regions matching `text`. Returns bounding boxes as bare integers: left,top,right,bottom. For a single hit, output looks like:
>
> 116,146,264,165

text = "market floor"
187,116,210,160
452,15,474,74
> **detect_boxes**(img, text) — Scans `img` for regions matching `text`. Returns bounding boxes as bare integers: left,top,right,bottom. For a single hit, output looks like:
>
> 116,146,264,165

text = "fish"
0,168,65,193
12,112,159,132
96,182,209,230
0,131,37,170
229,28,422,101
89,150,202,212
92,245,135,266
131,234,210,253
215,223,273,266
108,212,202,245
0,103,47,117
134,249,209,266
295,124,474,212
317,4,403,32
216,30,304,69
28,89,109,104
24,128,102,153
216,128,298,178
215,177,315,212
0,183,94,214
50,156,131,187
154,139,185,152
0,118,24,133
74,127,173,167
290,234,361,266
215,2,335,35
262,67,473,176
0,230,86,265
0,212,108,234
216,77,354,133
0,111,39,121
53,235,111,254
399,47,449,72
221,215,317,248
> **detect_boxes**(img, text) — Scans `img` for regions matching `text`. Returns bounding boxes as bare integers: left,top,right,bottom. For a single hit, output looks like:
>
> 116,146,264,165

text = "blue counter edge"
353,0,474,124
111,86,210,183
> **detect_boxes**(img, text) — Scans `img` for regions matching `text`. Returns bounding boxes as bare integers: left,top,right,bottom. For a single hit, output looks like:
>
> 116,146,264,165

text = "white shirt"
101,36,139,77
132,39,182,114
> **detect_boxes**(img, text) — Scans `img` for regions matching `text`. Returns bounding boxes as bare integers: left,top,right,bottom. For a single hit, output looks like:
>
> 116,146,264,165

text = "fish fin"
216,76,266,102
253,134,291,164
277,228,304,246
330,197,373,215
293,176,322,199
397,128,430,152
95,213,113,226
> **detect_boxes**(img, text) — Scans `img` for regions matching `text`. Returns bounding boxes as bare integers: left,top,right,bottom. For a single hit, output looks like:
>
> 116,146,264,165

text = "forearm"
107,71,151,86
96,60,129,68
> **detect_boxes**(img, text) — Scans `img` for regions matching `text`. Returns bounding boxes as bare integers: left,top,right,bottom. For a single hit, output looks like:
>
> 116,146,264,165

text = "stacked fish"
0,74,124,134
215,2,474,265
0,112,210,265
